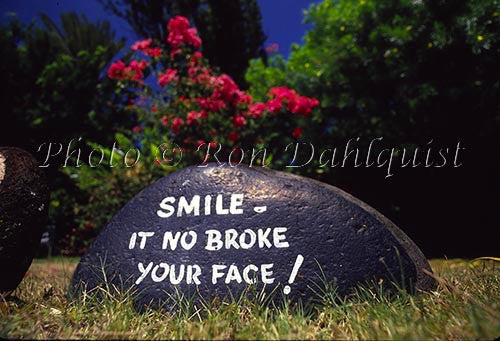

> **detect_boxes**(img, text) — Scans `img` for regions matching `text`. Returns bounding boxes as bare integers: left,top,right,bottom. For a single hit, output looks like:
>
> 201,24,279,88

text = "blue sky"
0,0,318,58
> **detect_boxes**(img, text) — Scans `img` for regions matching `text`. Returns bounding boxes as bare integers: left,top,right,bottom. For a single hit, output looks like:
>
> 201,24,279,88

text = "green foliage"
243,0,500,258
57,129,188,254
0,12,127,146
0,13,128,253
60,162,158,254
246,0,500,146
244,0,500,243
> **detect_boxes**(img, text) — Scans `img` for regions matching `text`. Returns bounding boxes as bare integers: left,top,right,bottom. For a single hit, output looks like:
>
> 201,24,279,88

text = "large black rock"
0,147,49,294
71,164,434,309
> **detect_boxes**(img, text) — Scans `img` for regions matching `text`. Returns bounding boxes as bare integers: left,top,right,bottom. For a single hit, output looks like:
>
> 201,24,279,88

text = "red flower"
172,117,184,133
187,28,202,48
208,74,252,107
137,60,148,69
132,125,143,133
190,51,203,65
265,98,283,113
198,97,226,112
239,92,253,105
131,38,152,51
248,102,266,118
232,115,246,128
146,47,162,57
291,97,319,116
266,86,319,116
212,74,239,104
170,48,182,58
292,127,304,139
188,67,198,76
151,106,158,113
160,115,169,126
108,59,147,81
107,60,127,79
158,68,178,87
187,110,204,125
167,16,202,50
269,86,294,98
127,60,148,80
168,16,189,33
228,132,238,142
132,39,162,57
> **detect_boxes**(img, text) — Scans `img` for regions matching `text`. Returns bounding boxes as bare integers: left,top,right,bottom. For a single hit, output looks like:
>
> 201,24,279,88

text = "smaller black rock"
0,147,49,294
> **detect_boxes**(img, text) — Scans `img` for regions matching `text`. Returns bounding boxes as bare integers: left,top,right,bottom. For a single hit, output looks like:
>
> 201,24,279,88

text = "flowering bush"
59,16,319,254
107,15,319,165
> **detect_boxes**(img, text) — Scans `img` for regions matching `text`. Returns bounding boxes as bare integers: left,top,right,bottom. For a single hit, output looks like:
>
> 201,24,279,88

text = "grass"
0,258,498,339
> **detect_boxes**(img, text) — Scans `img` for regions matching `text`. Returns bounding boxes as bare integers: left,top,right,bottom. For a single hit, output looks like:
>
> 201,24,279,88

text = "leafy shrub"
244,0,500,257
60,16,319,254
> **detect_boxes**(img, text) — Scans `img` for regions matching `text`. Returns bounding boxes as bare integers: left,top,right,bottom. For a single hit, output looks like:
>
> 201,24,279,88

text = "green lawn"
1,258,498,339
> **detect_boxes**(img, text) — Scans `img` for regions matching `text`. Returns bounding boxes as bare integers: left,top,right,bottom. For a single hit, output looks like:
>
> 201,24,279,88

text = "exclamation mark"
283,254,304,295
